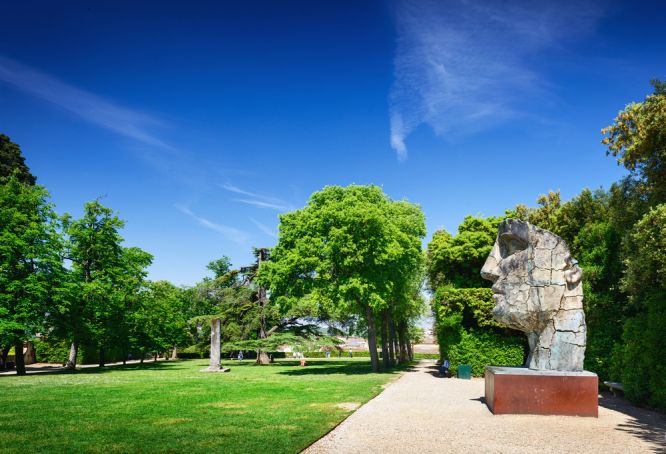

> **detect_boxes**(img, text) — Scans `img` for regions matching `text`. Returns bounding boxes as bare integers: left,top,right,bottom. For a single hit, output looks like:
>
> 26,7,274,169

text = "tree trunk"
392,318,400,365
98,347,105,367
380,310,389,369
397,322,408,363
407,338,413,361
255,307,270,365
171,345,178,360
365,305,380,372
14,338,26,376
387,310,396,367
0,345,10,371
256,304,271,364
254,250,271,365
65,341,78,369
140,349,145,365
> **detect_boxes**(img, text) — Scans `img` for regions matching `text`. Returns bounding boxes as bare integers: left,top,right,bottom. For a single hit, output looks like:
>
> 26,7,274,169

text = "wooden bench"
603,381,625,396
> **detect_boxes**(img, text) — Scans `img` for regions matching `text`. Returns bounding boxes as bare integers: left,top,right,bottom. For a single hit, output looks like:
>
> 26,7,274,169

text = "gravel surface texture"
304,361,666,454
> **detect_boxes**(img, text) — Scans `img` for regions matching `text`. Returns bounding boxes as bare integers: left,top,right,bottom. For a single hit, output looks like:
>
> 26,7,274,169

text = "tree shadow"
277,360,415,376
599,391,666,452
0,360,185,377
424,363,452,378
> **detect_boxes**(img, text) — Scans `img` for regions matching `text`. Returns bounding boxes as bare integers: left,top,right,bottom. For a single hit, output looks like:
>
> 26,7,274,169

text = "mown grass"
0,359,406,453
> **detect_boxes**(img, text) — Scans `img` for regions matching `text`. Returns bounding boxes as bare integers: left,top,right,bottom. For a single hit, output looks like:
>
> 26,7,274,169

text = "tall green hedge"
444,329,525,376
434,287,526,376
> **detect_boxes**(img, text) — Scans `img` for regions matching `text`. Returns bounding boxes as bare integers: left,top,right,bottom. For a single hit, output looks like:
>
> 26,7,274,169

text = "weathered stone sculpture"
480,219,586,371
201,318,229,373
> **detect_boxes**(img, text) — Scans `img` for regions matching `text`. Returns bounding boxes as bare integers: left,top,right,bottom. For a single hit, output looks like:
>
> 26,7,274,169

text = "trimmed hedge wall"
444,329,525,376
435,287,526,376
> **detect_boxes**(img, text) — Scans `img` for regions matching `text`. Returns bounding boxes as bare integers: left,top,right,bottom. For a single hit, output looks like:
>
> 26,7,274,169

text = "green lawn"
0,359,405,453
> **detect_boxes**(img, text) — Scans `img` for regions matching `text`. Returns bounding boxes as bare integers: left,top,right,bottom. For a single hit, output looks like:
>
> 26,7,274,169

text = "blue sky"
1,1,664,286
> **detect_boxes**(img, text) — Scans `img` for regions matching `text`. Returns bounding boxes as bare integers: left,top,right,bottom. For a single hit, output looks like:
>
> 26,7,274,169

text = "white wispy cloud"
234,198,292,211
389,0,604,160
250,218,278,238
0,55,172,150
176,205,248,244
221,182,294,212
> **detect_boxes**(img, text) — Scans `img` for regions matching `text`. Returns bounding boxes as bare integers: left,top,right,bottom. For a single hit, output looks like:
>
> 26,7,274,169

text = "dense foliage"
602,80,666,204
0,134,35,185
0,138,428,374
260,185,426,371
427,216,501,289
0,174,62,374
431,285,525,376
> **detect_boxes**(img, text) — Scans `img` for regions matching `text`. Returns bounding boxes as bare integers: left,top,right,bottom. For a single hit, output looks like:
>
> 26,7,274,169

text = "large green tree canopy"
260,184,426,371
0,175,62,374
426,215,502,290
0,134,36,185
603,80,666,203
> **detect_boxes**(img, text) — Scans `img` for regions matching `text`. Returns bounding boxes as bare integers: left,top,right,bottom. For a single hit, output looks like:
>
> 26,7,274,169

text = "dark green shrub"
33,337,72,364
445,329,525,376
620,293,666,410
434,287,526,376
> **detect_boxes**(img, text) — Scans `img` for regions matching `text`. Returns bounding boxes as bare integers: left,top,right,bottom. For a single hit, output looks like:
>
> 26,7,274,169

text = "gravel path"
304,361,666,454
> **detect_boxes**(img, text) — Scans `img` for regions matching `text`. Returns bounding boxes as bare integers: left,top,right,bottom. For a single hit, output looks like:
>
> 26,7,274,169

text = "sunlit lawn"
0,358,405,453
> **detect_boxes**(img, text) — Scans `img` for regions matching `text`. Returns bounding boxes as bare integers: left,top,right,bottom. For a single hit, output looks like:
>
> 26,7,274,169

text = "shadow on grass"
276,360,415,376
0,359,187,378
599,391,666,452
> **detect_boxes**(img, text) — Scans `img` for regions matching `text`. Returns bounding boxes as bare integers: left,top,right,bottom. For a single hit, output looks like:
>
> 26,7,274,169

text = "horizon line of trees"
1,135,428,375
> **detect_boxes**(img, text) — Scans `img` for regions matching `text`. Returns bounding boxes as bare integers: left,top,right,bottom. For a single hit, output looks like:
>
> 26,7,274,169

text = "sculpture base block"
485,366,598,417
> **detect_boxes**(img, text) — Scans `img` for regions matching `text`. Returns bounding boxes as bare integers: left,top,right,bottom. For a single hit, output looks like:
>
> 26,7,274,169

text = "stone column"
209,318,221,371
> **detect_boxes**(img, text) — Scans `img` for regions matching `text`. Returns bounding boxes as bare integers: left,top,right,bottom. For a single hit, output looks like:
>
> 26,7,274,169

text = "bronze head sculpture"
480,219,586,371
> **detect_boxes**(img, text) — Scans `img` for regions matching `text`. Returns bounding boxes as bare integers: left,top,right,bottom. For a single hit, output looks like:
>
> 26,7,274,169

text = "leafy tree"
207,256,233,280
617,204,666,408
0,134,36,185
188,257,263,362
0,175,62,374
261,185,426,372
132,280,188,361
60,200,151,367
112,246,153,363
426,215,501,290
603,80,666,203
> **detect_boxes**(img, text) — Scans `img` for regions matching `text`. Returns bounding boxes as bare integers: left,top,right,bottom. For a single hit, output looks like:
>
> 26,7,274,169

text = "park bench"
603,381,624,396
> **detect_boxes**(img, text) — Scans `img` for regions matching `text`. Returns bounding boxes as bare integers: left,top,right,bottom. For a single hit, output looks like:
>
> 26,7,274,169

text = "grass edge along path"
0,358,410,454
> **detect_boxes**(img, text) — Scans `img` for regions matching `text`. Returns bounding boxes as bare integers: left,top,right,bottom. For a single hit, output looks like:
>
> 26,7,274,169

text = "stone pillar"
200,318,229,373
209,318,221,371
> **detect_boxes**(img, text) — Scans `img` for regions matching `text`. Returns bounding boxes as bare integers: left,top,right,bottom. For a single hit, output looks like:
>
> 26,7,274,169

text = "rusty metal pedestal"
485,366,598,417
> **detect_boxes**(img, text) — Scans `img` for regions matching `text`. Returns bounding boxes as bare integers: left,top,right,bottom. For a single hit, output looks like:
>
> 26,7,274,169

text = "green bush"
33,337,81,364
620,293,666,410
445,329,525,376
180,345,207,359
434,287,526,376
618,205,666,411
